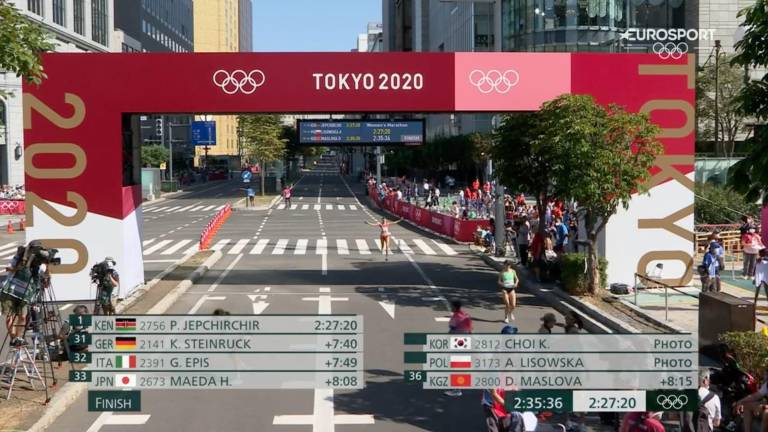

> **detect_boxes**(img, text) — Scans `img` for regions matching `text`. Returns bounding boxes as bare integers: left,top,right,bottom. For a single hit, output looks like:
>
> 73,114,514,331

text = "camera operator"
92,257,119,315
1,240,58,347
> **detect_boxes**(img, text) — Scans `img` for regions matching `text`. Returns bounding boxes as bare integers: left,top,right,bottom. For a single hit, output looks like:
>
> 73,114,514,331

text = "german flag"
115,337,136,351
115,318,136,332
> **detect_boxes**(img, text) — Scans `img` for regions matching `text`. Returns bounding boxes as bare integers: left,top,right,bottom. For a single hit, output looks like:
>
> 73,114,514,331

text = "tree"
537,95,663,295
238,114,286,195
141,145,169,168
695,181,761,225
729,0,768,204
0,0,54,97
492,112,554,257
697,54,749,157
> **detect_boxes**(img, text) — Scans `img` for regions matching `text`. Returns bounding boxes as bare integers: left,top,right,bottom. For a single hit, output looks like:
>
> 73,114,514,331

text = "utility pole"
168,119,173,181
375,146,382,185
714,39,721,156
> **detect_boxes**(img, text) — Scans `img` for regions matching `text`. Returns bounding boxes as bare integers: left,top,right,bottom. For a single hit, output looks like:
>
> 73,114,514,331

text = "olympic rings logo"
469,69,520,94
652,42,688,60
212,69,266,95
656,394,689,410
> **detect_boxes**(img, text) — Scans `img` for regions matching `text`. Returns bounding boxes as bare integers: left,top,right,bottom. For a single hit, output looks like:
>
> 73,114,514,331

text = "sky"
252,0,382,52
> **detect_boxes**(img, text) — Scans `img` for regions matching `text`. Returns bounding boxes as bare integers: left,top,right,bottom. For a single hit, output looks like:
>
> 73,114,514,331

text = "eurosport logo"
656,394,688,410
469,69,520,94
619,28,715,60
212,69,266,95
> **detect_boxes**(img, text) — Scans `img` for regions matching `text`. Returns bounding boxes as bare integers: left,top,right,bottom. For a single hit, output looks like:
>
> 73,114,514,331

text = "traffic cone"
6,220,14,234
18,219,25,231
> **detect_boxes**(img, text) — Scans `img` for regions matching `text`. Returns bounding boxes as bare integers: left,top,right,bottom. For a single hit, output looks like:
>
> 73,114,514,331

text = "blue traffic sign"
191,121,216,146
242,170,253,182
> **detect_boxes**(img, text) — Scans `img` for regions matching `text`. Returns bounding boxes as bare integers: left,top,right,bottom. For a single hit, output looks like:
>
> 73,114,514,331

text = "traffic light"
155,118,163,136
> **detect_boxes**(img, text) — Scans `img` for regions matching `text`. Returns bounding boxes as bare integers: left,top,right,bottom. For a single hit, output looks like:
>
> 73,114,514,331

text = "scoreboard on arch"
297,120,425,146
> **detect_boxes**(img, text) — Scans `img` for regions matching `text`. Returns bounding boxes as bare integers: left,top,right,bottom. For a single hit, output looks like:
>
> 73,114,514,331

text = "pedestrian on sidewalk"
446,300,472,397
564,311,584,334
282,184,293,208
516,216,531,267
538,313,557,334
700,243,721,292
679,369,720,432
498,260,518,323
755,249,768,304
742,228,765,279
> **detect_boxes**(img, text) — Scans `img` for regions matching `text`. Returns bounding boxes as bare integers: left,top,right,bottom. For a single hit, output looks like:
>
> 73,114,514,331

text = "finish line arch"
22,52,695,301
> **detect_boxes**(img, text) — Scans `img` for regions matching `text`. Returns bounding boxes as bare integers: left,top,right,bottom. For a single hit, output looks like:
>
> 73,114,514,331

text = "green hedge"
720,331,768,379
559,253,608,295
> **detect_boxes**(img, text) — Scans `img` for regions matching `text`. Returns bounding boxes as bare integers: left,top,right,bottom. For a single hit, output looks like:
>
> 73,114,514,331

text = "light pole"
202,114,213,169
714,40,722,156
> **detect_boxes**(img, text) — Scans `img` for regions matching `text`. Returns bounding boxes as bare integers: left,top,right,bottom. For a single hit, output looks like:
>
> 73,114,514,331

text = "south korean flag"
450,336,471,350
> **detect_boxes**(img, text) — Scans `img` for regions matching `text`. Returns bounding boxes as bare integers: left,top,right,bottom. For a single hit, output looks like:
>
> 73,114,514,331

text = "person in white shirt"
695,370,721,432
755,249,768,304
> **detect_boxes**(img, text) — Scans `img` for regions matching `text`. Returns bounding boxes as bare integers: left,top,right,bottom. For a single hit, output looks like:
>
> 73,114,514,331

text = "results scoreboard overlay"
297,120,425,145
403,333,698,412
70,314,363,400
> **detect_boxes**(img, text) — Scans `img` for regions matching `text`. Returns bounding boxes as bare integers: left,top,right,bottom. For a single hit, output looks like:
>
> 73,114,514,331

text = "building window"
52,0,66,26
27,0,43,16
73,0,85,35
91,0,108,46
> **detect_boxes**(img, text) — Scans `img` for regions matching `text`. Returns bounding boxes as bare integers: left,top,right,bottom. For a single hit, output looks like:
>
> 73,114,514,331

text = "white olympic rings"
656,394,689,410
652,42,688,60
212,69,266,95
469,69,520,94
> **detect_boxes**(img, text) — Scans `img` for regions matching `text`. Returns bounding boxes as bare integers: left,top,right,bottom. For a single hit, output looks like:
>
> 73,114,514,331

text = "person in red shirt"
472,178,480,193
620,412,665,432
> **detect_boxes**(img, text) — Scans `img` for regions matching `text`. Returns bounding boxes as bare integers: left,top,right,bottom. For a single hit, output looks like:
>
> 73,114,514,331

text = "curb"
613,296,689,334
27,250,224,432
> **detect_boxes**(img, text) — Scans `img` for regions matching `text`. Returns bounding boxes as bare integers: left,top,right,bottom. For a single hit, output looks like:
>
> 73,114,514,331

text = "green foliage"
558,253,608,295
696,54,748,156
720,331,768,379
141,145,169,168
0,0,54,97
238,115,286,164
386,134,482,180
492,112,552,200
695,181,761,224
728,128,768,205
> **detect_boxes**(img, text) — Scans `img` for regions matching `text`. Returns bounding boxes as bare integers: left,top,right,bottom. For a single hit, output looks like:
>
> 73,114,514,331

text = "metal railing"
633,273,698,322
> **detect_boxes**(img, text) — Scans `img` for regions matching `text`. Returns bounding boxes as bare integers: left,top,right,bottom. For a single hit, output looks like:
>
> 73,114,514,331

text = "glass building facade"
502,0,688,52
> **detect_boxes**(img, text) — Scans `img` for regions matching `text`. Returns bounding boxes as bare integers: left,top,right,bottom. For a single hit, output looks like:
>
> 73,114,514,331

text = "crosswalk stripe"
229,239,249,254
190,206,206,211
396,239,414,254
316,239,327,255
211,239,231,251
164,206,182,213
290,204,298,210
162,239,192,255
412,239,437,255
144,207,164,213
142,238,156,247
202,205,217,211
431,239,458,256
177,205,196,212
215,205,225,210
184,243,199,254
272,239,288,255
336,239,349,255
314,204,321,210
144,240,172,255
277,204,286,210
337,205,345,210
250,239,269,254
355,239,371,255
349,205,357,211
295,239,308,255
301,204,309,210
325,204,333,210
0,242,19,254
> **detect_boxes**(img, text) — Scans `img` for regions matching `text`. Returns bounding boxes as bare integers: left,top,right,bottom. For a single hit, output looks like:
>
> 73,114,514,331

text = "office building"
0,0,114,186
239,0,253,52
194,0,251,165
354,22,383,52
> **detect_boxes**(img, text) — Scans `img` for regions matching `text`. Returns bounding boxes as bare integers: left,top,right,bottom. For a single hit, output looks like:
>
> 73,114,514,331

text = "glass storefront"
502,0,688,52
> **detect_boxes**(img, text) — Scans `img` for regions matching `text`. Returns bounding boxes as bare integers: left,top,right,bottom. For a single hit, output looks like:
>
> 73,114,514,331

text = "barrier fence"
369,186,488,243
0,200,24,215
199,203,233,250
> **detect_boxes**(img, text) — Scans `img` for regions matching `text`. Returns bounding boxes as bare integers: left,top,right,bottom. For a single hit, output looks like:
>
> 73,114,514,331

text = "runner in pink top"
365,217,403,261
282,185,293,208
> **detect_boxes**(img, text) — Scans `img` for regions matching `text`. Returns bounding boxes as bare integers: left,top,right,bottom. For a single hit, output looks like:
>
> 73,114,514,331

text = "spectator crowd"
0,185,24,200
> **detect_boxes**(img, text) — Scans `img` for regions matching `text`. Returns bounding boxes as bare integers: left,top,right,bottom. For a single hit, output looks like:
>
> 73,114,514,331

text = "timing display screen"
297,120,425,145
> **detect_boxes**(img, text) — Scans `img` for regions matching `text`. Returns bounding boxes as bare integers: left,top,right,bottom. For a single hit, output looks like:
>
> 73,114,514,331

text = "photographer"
92,258,119,315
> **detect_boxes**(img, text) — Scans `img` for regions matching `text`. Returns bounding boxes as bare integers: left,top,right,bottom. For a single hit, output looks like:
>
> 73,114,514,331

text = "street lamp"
714,40,723,156
202,114,213,169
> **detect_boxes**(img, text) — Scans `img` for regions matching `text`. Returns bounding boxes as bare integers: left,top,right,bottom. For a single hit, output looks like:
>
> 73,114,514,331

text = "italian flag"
450,355,472,368
116,354,136,369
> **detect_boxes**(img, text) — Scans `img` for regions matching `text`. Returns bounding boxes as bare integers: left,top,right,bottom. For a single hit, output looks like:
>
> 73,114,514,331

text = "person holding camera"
92,258,119,315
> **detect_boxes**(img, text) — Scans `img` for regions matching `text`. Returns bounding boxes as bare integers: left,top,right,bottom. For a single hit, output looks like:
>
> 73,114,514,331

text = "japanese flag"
115,373,136,388
450,336,471,350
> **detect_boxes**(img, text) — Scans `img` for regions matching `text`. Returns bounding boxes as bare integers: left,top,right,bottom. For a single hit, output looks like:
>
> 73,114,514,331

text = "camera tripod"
0,280,74,403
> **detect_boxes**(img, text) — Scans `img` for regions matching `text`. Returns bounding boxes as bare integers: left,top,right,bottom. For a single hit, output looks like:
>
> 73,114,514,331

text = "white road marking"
142,238,156,247
264,287,271,292
188,295,226,314
0,242,18,253
412,239,437,255
207,254,243,292
144,259,178,263
355,239,371,255
58,303,73,311
184,243,199,254
252,301,269,314
378,299,395,319
211,239,231,251
336,239,349,255
202,205,217,211
164,206,182,213
321,253,327,276
103,415,151,426
349,205,357,211
177,205,196,212
250,239,270,254
291,204,298,210
215,205,225,210
434,317,450,322
337,205,344,210
143,240,172,255
277,204,286,210
162,239,192,255
316,239,327,255
396,238,414,254
319,287,330,293
190,205,205,211
302,204,309,210
314,204,321,210
229,239,249,254
295,239,308,255
325,204,333,210
431,239,458,256
272,239,289,255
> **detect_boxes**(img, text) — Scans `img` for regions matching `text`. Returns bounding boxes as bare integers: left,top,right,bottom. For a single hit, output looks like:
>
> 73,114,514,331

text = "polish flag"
450,355,472,369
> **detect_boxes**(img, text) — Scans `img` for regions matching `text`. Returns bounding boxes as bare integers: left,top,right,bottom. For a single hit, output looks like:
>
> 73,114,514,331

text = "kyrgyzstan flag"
450,355,472,369
115,354,136,369
450,373,472,387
